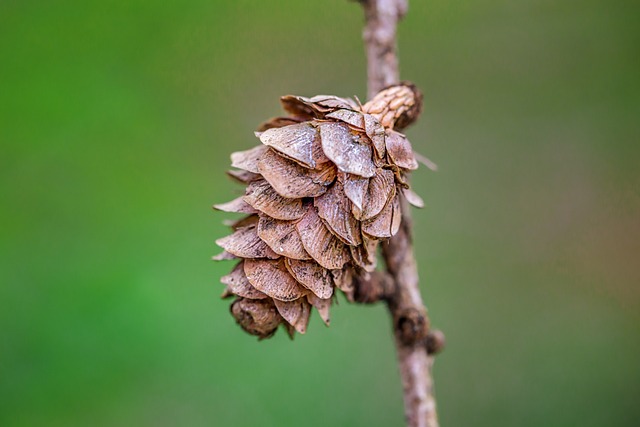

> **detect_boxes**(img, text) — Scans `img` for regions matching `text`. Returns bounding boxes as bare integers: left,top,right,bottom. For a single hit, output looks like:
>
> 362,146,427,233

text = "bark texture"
359,1,440,426
382,204,438,427
362,0,408,99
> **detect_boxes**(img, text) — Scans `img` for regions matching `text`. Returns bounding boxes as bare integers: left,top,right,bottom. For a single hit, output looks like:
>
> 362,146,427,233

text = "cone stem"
359,1,440,426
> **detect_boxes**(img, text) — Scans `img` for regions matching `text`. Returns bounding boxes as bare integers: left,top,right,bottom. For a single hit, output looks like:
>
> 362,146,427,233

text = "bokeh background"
2,0,639,426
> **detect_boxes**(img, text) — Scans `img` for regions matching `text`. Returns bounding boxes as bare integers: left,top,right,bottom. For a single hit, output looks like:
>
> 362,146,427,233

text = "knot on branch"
425,329,446,355
395,307,429,346
353,271,396,304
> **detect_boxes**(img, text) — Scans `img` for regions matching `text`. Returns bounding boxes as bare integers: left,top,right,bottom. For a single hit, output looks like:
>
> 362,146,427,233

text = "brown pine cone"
214,83,426,339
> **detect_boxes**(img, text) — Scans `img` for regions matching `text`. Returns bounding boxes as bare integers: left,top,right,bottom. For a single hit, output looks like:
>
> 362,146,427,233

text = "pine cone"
214,83,425,339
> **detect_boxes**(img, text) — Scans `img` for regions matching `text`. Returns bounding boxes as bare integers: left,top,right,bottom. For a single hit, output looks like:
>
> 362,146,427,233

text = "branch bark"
382,204,439,427
358,1,440,426
361,0,408,99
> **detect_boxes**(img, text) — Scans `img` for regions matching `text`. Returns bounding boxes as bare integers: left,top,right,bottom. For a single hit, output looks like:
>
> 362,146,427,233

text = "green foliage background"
2,1,639,426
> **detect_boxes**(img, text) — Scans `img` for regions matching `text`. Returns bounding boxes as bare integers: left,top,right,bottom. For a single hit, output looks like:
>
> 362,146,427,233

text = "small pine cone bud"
362,82,423,130
214,83,428,339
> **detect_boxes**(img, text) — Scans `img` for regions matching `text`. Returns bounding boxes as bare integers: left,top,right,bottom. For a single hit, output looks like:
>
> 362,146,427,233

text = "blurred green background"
2,0,639,426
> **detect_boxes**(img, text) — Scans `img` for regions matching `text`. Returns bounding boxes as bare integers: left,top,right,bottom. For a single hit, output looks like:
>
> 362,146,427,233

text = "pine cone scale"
355,168,396,221
258,122,326,168
230,145,268,174
215,226,279,259
258,149,335,199
362,193,402,239
221,261,269,300
243,179,307,220
244,258,306,302
273,298,310,334
318,122,377,178
296,206,350,270
284,258,334,299
257,215,312,260
314,180,362,246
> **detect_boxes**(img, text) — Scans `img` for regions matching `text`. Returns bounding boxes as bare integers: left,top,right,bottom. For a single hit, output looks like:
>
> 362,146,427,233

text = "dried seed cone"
214,84,426,339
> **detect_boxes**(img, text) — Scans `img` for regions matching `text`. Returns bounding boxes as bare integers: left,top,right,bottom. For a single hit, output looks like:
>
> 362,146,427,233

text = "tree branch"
361,0,408,99
358,1,441,426
382,201,439,427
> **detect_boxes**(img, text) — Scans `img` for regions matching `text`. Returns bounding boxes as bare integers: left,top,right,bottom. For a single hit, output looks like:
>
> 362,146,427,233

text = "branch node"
353,271,396,304
395,307,429,346
425,329,446,355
